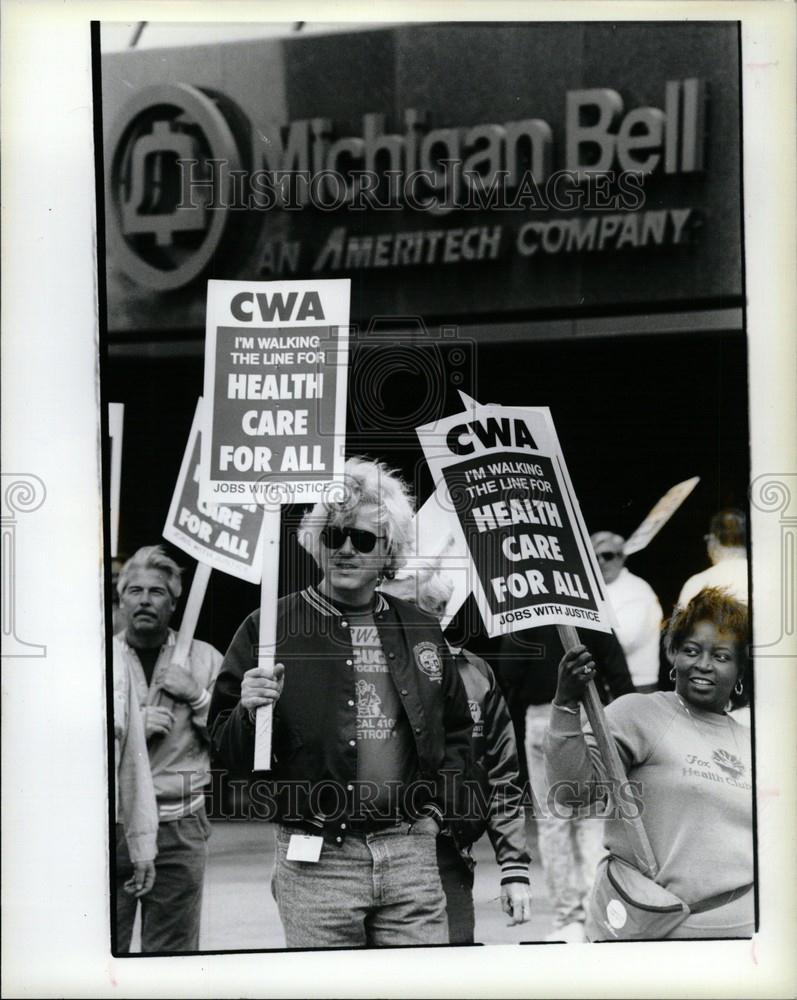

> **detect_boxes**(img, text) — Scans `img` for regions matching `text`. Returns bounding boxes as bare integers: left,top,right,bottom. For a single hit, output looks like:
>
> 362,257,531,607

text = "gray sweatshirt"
544,691,753,905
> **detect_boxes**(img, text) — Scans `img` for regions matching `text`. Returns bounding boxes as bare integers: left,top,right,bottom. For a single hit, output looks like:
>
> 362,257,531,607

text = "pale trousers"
525,703,606,929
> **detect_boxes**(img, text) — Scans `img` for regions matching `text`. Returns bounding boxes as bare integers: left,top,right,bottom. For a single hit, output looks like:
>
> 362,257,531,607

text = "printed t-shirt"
347,607,417,816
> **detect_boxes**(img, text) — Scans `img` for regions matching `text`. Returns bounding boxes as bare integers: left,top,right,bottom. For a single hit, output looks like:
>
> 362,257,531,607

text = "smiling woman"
666,588,748,714
543,587,753,940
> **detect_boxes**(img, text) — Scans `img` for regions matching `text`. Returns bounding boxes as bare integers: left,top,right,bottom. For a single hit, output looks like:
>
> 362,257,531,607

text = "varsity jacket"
449,648,530,886
209,586,474,843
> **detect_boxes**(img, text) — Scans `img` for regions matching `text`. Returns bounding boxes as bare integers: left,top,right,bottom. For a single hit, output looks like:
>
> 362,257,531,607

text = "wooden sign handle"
154,561,212,713
171,562,212,669
556,624,659,879
254,505,282,771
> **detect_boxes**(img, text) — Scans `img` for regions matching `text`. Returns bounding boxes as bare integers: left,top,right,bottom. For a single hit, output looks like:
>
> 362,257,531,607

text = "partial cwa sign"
164,399,265,583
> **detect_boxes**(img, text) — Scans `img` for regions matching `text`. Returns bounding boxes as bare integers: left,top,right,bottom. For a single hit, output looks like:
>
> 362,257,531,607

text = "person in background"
678,508,748,608
209,458,474,949
544,587,753,940
382,558,532,943
113,545,222,953
591,531,663,693
496,624,634,942
113,652,157,948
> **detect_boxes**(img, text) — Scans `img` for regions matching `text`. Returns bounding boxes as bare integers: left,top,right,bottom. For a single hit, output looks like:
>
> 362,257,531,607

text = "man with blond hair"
210,457,474,948
113,545,222,953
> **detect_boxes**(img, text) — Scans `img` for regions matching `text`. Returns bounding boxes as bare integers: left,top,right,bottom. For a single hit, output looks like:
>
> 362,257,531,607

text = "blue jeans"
115,809,211,953
272,822,448,948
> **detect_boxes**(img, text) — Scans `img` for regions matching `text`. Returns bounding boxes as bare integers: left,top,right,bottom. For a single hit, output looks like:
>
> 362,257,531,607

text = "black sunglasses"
596,551,621,562
320,525,385,554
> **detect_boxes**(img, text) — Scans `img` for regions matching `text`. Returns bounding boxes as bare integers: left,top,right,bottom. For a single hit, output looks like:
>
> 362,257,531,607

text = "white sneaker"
545,921,586,943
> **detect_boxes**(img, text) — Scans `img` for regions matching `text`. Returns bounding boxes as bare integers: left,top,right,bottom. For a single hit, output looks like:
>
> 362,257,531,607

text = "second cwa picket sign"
416,397,613,637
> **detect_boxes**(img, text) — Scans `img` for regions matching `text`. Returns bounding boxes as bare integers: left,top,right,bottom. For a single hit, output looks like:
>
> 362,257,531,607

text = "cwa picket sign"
199,278,350,505
416,397,613,638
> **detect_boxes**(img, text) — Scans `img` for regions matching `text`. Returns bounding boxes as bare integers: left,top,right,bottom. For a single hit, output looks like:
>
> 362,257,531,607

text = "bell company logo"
106,79,708,290
106,83,246,291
